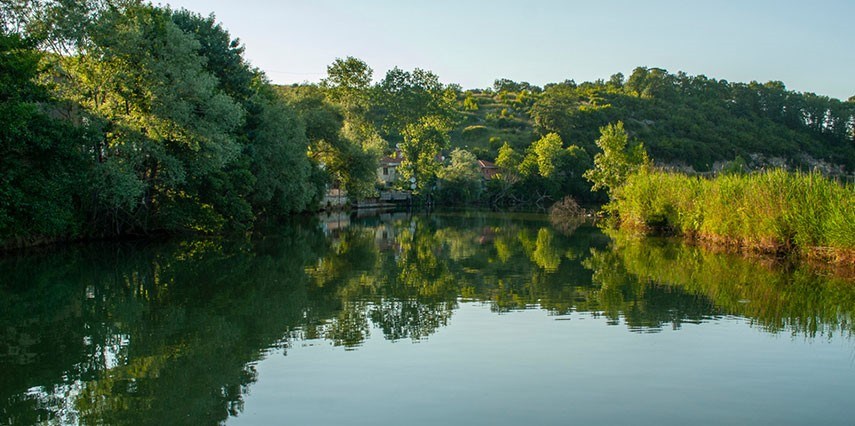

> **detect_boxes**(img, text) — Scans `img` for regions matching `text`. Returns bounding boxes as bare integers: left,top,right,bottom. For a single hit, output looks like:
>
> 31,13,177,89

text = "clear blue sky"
159,0,854,99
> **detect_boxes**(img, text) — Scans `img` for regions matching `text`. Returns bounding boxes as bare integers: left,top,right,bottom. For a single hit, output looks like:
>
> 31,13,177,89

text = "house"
378,149,403,188
377,149,492,190
319,160,348,209
477,159,499,181
321,182,347,209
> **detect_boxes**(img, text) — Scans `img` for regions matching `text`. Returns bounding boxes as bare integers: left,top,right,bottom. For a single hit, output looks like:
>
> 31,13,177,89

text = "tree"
608,72,625,88
61,4,246,232
463,94,479,111
171,8,316,224
170,9,255,101
584,121,649,197
399,116,450,194
279,85,377,200
312,58,385,199
437,148,481,203
321,56,373,119
531,133,564,178
496,143,523,179
0,32,90,243
374,66,456,143
244,82,317,215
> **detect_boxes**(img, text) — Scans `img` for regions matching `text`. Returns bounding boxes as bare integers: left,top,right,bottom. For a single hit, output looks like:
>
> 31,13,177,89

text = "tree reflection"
0,222,335,425
586,231,855,337
1,212,852,424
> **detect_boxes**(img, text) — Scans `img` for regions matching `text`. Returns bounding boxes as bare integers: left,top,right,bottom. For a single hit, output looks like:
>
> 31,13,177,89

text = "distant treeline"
1,0,853,247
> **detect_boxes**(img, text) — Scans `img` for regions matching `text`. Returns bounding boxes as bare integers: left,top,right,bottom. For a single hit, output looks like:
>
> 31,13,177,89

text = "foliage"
4,1,854,243
436,148,482,203
1,2,323,244
583,121,650,196
373,66,457,145
320,56,373,119
243,82,317,215
496,142,523,173
611,168,855,260
398,116,451,194
463,94,479,111
279,84,378,200
489,132,595,206
0,32,89,243
527,132,564,178
531,67,855,172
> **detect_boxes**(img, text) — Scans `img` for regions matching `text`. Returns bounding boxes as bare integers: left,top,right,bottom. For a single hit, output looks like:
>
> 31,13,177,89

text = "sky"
158,0,854,100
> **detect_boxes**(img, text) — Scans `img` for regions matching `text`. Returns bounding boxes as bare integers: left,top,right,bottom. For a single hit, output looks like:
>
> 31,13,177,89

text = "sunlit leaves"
584,121,649,196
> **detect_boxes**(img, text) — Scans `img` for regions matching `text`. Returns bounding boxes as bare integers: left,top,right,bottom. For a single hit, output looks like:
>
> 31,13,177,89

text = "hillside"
451,91,537,160
450,69,855,175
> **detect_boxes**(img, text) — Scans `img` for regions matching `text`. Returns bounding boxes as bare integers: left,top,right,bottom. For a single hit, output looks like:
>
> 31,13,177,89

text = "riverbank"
606,169,855,267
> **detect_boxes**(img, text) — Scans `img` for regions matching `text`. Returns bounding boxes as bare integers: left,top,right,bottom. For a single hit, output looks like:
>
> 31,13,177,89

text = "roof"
379,156,402,166
478,159,500,180
477,159,498,169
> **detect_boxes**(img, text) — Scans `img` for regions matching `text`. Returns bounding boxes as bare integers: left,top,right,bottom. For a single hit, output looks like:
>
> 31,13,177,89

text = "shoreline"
610,226,855,280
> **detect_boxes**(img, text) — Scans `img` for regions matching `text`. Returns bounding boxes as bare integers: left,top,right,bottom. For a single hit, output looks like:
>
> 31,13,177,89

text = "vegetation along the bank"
577,120,854,266
1,0,854,249
607,168,855,263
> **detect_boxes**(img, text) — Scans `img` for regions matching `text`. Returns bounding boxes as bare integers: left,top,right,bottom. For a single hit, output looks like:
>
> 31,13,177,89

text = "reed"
610,169,855,263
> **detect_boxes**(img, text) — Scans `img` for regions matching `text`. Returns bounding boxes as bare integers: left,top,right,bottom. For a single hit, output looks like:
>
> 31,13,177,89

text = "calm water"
1,211,853,425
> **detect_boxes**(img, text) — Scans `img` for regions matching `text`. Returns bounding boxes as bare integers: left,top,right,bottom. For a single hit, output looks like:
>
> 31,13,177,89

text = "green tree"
530,133,564,178
313,58,386,198
63,4,246,232
374,67,456,143
171,9,316,224
496,142,523,181
280,84,377,200
437,148,481,203
244,82,317,215
321,56,373,120
0,32,90,244
463,94,479,111
584,121,649,197
399,116,451,194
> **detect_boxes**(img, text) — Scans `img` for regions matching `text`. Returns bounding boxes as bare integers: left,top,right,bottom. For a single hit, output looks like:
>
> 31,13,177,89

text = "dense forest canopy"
1,0,853,246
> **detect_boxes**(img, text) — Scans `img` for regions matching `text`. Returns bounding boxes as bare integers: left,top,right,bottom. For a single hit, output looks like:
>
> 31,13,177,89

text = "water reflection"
588,231,854,337
0,211,852,424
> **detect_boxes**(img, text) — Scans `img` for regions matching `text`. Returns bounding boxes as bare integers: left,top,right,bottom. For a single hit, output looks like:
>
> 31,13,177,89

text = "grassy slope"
448,86,853,176
449,92,536,160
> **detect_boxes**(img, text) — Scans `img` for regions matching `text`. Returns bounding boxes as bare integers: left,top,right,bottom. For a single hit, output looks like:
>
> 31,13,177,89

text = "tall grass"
611,169,855,261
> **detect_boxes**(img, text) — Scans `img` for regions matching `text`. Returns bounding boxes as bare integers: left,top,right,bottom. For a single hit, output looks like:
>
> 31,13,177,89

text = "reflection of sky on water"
234,304,854,426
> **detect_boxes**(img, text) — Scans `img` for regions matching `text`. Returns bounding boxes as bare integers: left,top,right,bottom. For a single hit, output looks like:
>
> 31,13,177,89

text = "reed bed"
610,169,854,263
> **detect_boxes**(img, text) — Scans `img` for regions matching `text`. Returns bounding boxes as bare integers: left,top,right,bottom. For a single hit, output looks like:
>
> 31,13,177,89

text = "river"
1,210,853,425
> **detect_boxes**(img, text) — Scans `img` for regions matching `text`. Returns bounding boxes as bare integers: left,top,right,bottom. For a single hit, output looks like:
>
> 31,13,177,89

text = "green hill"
450,91,537,159
451,68,854,175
